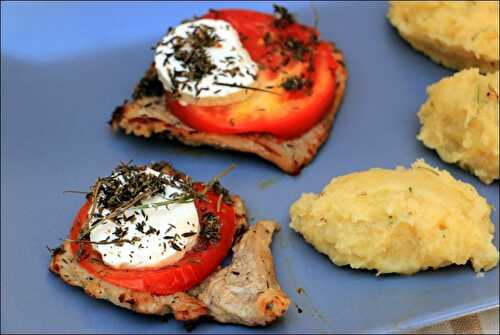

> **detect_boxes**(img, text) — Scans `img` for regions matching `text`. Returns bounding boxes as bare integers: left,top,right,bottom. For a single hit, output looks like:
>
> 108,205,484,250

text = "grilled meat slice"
50,242,208,320
197,220,290,326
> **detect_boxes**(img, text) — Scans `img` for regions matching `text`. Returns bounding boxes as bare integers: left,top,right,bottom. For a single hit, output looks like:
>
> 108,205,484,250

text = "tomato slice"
69,184,236,295
166,9,339,139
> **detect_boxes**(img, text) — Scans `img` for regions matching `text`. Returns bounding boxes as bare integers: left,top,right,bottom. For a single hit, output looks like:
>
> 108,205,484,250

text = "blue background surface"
1,1,498,333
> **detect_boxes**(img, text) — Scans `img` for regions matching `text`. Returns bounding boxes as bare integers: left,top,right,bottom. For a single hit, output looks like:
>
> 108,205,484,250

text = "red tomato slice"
166,9,339,139
69,184,236,295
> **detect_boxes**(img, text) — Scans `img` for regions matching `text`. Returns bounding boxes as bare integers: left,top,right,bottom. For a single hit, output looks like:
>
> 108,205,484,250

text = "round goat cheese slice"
154,18,258,102
89,168,200,269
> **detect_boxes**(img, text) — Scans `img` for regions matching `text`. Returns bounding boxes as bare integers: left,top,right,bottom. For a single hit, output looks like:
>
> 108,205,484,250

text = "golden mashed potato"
387,1,499,73
417,69,499,184
290,160,499,275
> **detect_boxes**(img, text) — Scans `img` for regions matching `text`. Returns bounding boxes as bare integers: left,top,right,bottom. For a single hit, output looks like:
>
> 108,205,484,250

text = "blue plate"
1,1,498,333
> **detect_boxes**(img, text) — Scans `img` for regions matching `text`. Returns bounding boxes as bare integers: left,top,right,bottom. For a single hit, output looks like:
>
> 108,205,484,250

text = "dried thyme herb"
132,75,164,100
132,193,196,211
91,164,184,211
216,194,223,212
67,236,141,246
210,181,233,205
201,164,236,195
213,82,280,96
416,166,440,176
66,163,236,248
62,190,89,195
273,5,295,28
181,231,197,237
200,212,221,243
284,37,309,61
76,162,196,241
159,24,221,97
281,75,312,91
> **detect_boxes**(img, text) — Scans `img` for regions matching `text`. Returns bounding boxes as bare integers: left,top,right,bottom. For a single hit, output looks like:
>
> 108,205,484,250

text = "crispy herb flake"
170,242,182,251
181,231,197,237
133,75,164,100
281,75,312,91
66,163,237,250
283,37,309,61
273,5,295,28
200,212,221,243
159,24,222,97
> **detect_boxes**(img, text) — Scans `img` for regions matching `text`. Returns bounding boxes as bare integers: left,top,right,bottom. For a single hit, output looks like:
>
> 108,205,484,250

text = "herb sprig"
201,164,237,195
67,237,141,246
214,82,280,96
131,193,196,210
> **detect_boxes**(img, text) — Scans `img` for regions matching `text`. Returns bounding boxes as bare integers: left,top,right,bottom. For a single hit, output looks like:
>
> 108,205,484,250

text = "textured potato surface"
388,1,499,73
290,160,499,275
417,69,499,184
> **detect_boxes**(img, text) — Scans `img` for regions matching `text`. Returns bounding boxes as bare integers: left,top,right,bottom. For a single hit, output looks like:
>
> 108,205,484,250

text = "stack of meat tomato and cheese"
50,162,289,326
111,6,347,175
51,5,347,327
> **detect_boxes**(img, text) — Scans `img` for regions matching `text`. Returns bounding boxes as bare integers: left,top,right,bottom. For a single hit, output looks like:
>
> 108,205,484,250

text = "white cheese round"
154,18,258,101
89,168,200,269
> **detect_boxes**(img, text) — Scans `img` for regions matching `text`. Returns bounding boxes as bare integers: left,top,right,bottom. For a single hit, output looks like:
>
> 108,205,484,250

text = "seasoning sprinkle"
200,212,221,243
181,231,197,237
213,82,280,96
283,37,309,61
273,5,295,28
64,163,237,261
281,75,312,92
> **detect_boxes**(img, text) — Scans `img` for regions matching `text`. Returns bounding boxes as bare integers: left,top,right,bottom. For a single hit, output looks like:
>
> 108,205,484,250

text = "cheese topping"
154,18,258,101
89,168,199,269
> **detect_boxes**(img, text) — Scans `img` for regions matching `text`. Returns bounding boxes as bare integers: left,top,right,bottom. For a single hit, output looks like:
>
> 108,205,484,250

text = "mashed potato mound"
417,69,499,184
290,160,499,275
388,1,499,73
